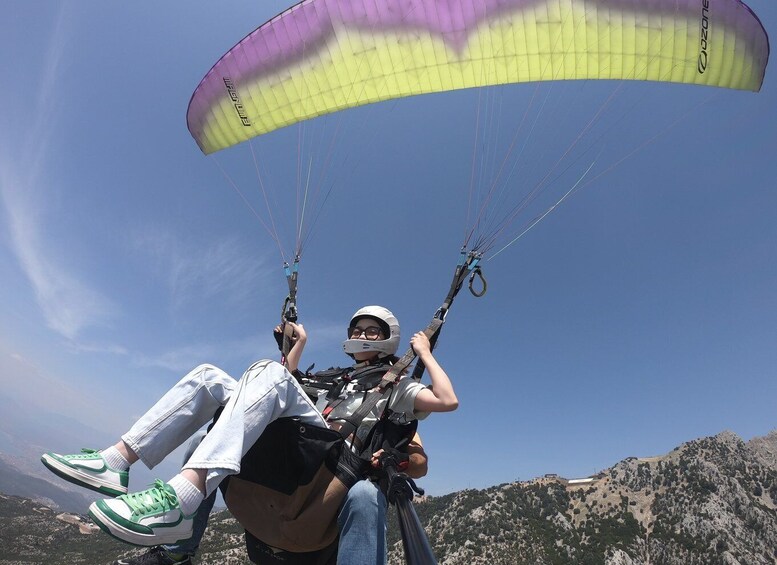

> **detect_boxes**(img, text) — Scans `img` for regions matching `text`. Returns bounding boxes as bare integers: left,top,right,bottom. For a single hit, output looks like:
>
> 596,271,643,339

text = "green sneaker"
89,480,194,546
41,448,129,497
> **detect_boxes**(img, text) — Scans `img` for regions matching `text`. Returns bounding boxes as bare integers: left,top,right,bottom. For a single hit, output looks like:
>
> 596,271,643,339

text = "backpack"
219,415,418,559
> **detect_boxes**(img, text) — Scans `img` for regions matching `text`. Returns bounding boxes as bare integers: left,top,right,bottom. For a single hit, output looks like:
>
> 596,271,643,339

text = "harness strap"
280,257,300,360
320,363,387,419
410,249,481,380
321,380,351,420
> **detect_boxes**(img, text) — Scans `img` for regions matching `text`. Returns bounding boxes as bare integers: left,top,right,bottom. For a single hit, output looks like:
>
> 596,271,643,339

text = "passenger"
42,306,456,563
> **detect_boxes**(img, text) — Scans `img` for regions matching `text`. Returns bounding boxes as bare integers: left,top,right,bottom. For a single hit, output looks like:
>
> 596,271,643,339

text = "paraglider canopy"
187,0,769,155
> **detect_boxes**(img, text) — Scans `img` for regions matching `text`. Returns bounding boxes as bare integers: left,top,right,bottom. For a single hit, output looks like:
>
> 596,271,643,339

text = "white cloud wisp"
0,6,119,342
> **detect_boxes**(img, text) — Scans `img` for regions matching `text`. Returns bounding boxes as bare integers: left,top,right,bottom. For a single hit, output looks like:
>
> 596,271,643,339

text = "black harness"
294,362,390,422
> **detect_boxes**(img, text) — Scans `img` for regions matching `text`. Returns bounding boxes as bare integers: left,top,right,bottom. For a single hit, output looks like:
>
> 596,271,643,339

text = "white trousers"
121,360,326,496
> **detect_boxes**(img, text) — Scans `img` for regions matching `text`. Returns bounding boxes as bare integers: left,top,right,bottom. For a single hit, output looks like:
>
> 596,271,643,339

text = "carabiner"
468,267,487,297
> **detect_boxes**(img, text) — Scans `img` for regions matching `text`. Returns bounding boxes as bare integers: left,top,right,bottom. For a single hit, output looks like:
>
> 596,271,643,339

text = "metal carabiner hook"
468,267,487,297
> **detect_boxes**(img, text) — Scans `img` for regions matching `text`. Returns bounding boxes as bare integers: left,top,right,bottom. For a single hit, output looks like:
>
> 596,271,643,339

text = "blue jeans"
337,480,387,565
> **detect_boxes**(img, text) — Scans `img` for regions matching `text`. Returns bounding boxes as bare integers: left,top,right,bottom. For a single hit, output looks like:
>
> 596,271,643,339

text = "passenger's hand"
286,321,306,344
274,322,307,348
410,331,431,356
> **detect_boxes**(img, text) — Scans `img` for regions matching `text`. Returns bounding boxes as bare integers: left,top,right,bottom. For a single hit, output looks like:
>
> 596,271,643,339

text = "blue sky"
0,1,775,497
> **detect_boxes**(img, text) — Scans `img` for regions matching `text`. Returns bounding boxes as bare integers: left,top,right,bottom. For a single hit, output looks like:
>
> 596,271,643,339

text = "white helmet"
343,305,400,358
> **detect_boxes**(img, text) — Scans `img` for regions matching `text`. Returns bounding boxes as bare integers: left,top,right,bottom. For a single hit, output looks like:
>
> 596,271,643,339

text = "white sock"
100,446,130,471
167,474,204,516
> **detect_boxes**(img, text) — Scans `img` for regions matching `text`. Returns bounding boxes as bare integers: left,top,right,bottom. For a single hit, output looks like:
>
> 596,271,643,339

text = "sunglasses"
348,326,383,340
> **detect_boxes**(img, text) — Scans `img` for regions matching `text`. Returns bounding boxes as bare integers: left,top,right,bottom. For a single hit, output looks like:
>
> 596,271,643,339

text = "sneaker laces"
121,479,179,517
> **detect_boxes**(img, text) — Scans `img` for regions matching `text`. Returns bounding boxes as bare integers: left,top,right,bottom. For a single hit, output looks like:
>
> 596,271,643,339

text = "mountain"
1,430,775,564
0,492,249,565
0,391,116,509
0,395,108,513
387,430,777,564
0,394,116,462
0,457,95,513
0,391,183,511
0,493,129,565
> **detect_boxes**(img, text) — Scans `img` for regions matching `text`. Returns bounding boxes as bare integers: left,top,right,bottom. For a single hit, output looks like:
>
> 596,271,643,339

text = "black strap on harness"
336,249,485,440
291,362,391,415
310,363,392,421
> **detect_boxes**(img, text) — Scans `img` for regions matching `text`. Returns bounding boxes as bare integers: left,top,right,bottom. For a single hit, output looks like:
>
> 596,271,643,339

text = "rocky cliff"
388,431,777,564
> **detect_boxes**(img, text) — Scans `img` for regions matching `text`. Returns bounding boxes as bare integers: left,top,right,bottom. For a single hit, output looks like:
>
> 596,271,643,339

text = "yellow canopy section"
187,0,769,154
